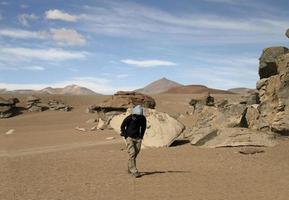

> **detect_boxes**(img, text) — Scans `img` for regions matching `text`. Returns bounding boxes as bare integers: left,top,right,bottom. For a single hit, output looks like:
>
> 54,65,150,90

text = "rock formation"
88,91,156,113
255,47,289,135
26,95,45,112
110,108,185,148
48,100,72,111
0,97,19,118
187,30,289,148
286,29,289,38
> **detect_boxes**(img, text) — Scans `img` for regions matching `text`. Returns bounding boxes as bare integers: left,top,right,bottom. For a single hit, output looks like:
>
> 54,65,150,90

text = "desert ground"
1,94,289,200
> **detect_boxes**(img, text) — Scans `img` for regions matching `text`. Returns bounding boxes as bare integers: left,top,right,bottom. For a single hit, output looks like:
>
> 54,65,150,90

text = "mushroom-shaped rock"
90,91,156,113
110,108,185,148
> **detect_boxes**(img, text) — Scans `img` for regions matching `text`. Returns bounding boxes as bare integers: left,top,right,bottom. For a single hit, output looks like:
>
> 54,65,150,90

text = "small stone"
5,129,15,135
75,126,86,132
90,126,97,131
106,137,115,140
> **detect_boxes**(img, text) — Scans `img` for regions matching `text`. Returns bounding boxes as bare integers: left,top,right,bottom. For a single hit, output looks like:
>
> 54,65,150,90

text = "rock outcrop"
88,91,156,113
26,95,45,112
255,47,289,135
286,29,289,38
258,46,289,79
110,108,185,148
48,100,72,111
0,97,19,118
190,128,277,148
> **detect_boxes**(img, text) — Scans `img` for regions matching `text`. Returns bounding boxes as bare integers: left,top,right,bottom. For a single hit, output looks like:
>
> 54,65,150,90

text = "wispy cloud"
45,9,78,22
121,59,176,68
23,66,45,71
50,28,86,46
0,47,87,61
79,1,288,44
18,13,38,27
0,28,48,39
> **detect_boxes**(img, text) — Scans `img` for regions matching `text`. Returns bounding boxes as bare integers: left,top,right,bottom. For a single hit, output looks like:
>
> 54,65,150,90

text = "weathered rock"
258,46,289,79
48,100,72,111
110,108,185,148
256,51,289,135
91,91,156,113
241,104,260,130
206,94,215,106
26,95,41,102
190,128,277,148
0,97,17,118
240,92,260,105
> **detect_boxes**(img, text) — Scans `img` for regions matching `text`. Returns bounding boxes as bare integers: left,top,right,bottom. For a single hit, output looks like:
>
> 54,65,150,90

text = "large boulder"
256,51,289,135
110,108,185,148
190,128,277,148
258,46,289,79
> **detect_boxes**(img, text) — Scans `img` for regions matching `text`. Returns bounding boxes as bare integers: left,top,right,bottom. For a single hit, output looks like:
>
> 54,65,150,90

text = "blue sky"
0,0,288,94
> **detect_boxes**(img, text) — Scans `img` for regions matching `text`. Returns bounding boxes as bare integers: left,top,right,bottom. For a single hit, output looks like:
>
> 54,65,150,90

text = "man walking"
121,105,147,178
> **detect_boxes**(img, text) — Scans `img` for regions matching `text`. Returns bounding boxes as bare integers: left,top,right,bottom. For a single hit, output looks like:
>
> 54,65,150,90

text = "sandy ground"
1,94,289,200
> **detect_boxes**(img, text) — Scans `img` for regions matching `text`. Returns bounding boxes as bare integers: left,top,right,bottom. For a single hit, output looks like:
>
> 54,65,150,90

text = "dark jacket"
120,114,147,139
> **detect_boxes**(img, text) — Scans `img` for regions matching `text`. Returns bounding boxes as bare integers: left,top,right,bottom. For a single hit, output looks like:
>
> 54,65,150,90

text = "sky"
0,0,288,94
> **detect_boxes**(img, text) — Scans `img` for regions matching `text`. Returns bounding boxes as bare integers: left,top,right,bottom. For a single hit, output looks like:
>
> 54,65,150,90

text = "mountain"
165,85,233,94
228,87,257,94
2,85,100,95
38,85,99,95
136,77,183,94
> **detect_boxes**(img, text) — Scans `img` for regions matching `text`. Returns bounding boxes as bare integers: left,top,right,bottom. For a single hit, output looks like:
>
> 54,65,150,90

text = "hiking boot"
132,172,141,178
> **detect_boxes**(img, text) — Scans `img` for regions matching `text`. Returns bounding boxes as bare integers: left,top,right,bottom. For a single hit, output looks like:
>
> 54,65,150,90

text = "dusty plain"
1,94,289,200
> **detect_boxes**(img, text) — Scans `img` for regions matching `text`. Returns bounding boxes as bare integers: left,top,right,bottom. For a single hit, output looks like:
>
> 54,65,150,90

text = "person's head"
132,105,143,115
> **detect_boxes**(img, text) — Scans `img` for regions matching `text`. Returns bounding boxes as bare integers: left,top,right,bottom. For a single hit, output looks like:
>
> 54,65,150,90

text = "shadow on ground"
170,139,191,147
140,170,190,177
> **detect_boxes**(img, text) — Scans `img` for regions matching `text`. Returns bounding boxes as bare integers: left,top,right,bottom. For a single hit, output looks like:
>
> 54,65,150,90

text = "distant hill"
228,87,257,94
136,77,183,94
165,85,233,94
38,85,99,95
2,85,100,95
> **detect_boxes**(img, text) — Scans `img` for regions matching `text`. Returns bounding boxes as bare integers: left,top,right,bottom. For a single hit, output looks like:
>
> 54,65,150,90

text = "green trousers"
126,137,142,174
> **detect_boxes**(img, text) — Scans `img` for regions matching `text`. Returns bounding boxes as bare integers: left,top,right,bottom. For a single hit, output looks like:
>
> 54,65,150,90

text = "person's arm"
140,116,147,139
120,115,131,137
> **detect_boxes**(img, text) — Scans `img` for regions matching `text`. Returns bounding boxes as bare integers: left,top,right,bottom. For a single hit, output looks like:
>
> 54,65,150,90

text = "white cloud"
121,59,176,68
45,9,77,22
0,76,137,94
0,47,87,61
18,13,38,26
0,29,48,39
23,66,45,71
50,28,86,46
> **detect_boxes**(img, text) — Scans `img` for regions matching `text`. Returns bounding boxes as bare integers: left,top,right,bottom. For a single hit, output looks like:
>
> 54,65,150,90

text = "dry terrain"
1,94,289,200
